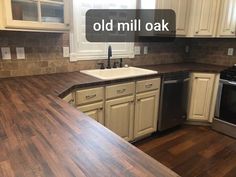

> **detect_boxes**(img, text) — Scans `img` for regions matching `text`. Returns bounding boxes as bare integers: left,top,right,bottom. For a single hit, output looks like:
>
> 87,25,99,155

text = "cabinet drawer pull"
117,89,126,94
85,94,97,99
145,83,153,88
68,99,74,104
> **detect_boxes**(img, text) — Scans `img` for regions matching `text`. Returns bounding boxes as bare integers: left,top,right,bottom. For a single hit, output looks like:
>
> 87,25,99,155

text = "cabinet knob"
195,31,199,34
231,31,235,34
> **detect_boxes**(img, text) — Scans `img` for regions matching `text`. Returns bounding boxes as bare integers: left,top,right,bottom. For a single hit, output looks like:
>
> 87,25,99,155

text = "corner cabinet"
188,73,219,123
217,0,236,38
78,102,104,124
0,0,70,31
75,87,105,125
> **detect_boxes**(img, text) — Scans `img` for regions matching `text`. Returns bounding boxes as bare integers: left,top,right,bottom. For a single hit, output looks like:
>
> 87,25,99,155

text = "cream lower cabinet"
105,96,134,141
63,93,75,106
134,90,159,139
78,102,104,125
71,79,160,142
188,73,218,122
75,87,104,125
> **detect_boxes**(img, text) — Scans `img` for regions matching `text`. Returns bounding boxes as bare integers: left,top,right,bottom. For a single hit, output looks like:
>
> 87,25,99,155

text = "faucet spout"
107,45,112,69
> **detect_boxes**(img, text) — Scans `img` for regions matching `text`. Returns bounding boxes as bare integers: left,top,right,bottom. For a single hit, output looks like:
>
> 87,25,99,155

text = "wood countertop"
0,63,227,177
141,63,227,74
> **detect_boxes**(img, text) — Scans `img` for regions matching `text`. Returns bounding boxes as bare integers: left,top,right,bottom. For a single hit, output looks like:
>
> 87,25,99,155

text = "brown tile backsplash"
187,38,236,66
0,31,185,78
0,31,235,78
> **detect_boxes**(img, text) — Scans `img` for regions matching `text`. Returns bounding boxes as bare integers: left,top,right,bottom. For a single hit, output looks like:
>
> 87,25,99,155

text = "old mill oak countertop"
0,63,226,177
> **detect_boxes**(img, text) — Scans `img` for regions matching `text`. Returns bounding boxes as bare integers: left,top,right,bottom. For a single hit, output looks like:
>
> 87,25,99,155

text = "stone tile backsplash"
0,31,235,78
187,38,236,66
0,31,185,78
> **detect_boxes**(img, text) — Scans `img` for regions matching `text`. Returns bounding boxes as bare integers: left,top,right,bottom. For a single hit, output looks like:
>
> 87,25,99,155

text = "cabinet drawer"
106,82,135,99
136,78,160,93
63,93,74,104
76,87,104,105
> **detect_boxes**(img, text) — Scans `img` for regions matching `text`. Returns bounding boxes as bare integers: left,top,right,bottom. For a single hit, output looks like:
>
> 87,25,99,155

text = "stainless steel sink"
80,67,158,80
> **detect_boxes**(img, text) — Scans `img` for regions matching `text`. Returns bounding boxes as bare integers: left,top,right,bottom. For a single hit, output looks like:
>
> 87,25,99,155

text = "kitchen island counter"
0,71,178,177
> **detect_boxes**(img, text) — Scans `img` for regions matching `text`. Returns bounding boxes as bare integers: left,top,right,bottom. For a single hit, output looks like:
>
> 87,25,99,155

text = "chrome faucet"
107,45,112,69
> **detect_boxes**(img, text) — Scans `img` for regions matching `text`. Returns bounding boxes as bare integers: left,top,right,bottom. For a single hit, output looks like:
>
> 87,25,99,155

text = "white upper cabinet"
156,0,191,36
188,0,220,37
1,0,70,31
217,0,236,37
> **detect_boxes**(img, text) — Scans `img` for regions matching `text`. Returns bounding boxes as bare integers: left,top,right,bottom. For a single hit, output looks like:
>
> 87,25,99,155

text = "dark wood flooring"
134,126,236,177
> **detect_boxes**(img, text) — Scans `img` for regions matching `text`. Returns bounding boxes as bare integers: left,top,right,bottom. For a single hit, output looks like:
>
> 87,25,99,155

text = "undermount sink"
80,67,158,80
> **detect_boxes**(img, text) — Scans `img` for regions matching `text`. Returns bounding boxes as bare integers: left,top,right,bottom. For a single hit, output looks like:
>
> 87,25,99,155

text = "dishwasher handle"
164,78,190,84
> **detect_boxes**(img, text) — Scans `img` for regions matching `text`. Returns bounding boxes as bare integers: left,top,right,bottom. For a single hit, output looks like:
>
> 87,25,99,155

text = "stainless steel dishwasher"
158,72,190,131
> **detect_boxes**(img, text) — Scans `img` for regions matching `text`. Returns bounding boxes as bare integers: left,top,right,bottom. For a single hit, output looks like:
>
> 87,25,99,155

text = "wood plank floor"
134,126,236,177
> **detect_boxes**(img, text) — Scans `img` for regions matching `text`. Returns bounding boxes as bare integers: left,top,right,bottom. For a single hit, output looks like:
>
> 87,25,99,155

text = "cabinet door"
63,93,75,106
134,90,159,139
0,1,4,29
157,0,190,36
105,96,134,141
217,0,236,37
188,73,215,121
77,102,104,125
190,0,220,37
3,0,70,31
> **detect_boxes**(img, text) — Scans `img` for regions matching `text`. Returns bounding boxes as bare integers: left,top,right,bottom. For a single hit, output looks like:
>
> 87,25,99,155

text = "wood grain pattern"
0,63,227,177
134,126,236,177
0,72,179,177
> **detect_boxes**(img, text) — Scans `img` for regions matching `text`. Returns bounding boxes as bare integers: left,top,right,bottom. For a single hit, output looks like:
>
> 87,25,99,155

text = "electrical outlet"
16,47,25,59
1,47,11,60
228,48,234,56
144,46,148,54
185,45,189,53
63,47,70,58
134,46,141,55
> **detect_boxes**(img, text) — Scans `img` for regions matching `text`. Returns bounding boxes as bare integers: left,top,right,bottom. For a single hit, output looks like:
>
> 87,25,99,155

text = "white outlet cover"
1,47,11,60
228,48,234,56
134,46,141,55
16,47,25,59
144,46,148,54
63,47,70,58
185,45,189,53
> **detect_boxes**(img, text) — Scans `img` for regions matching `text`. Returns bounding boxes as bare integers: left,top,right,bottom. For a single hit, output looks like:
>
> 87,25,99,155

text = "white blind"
70,0,136,61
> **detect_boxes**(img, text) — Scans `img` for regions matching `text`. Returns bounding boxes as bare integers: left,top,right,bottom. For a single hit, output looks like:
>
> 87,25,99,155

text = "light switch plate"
63,47,70,58
134,46,141,55
16,47,25,59
1,47,11,60
185,45,189,53
228,48,234,56
144,46,148,54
